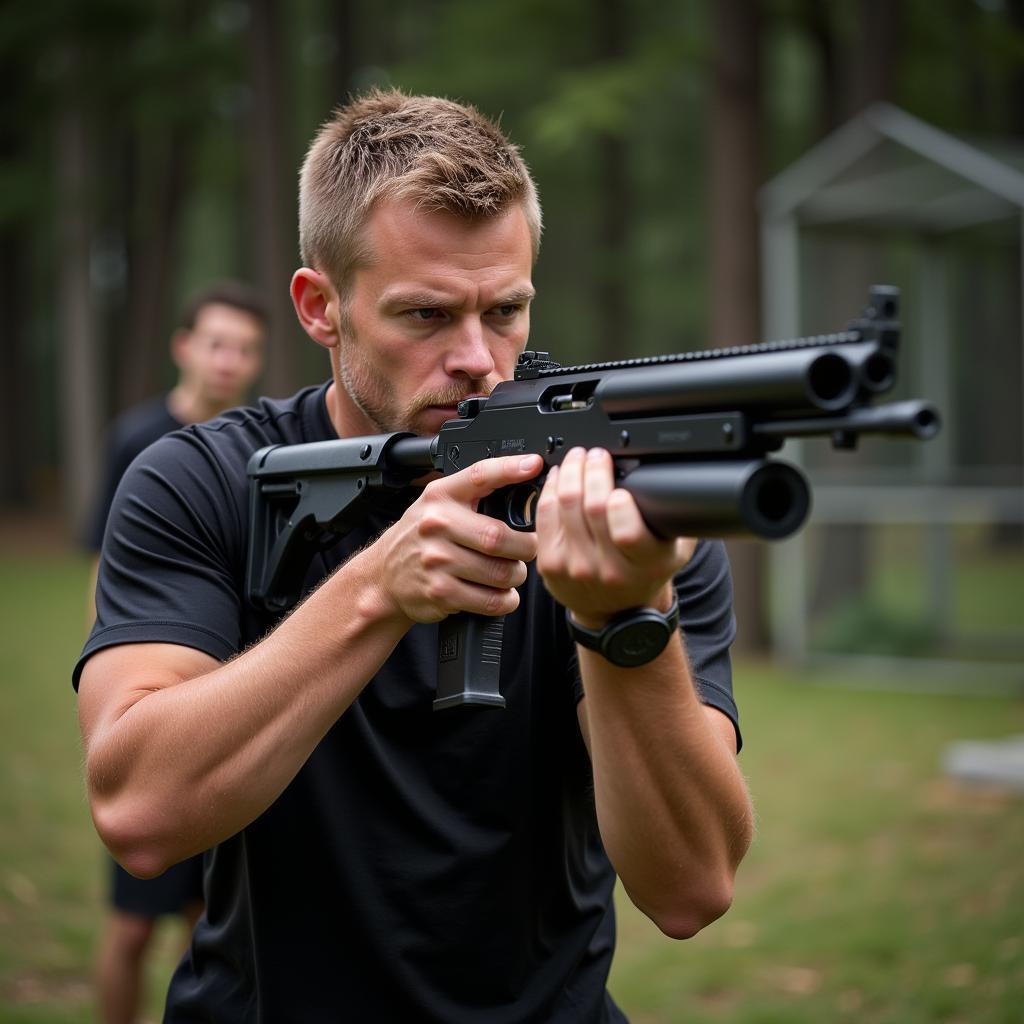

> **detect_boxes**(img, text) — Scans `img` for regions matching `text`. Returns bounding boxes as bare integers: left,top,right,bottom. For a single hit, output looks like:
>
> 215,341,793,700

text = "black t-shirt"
85,395,183,551
75,382,739,1023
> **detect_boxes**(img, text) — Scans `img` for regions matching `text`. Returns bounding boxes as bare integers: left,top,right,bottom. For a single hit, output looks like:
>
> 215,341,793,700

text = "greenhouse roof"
760,103,1024,233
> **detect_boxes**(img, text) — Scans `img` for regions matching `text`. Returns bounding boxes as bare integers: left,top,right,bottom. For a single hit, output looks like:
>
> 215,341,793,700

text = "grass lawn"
610,664,1024,1023
0,543,1022,1022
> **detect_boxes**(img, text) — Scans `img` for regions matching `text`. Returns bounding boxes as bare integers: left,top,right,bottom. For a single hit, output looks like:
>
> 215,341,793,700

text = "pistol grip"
434,612,507,710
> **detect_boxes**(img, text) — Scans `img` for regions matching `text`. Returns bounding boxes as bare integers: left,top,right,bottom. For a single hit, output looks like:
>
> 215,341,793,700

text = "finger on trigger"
448,453,544,502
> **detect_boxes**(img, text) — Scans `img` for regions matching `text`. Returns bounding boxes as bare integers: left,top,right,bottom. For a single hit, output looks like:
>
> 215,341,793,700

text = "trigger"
505,482,541,531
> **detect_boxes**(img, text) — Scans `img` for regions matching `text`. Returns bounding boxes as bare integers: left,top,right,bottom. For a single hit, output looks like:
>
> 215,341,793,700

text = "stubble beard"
336,344,400,433
336,338,489,436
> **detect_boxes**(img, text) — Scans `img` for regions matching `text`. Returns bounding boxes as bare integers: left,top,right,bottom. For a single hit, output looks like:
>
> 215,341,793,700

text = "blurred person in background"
75,92,752,1022
85,280,266,1024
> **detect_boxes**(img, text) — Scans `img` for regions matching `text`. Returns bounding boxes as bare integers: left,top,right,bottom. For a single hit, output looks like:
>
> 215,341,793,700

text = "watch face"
607,620,670,667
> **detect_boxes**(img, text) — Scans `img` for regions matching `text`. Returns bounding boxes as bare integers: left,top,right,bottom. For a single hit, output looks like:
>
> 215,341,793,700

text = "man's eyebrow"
380,286,536,310
381,289,454,309
493,287,536,306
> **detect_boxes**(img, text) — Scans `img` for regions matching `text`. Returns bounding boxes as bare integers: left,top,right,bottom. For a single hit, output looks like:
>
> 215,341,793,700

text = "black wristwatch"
565,594,680,668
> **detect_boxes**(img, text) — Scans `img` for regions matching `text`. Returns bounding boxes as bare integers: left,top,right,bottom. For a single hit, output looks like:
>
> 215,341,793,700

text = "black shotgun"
246,285,940,709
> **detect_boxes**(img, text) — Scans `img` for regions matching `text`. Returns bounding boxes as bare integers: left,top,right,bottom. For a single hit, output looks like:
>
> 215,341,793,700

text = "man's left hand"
534,447,697,626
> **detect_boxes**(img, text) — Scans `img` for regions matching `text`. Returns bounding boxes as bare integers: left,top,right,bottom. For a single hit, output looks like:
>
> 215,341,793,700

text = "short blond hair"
298,89,542,293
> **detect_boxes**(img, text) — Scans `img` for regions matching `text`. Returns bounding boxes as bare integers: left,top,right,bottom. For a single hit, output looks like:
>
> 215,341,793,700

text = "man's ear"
169,328,192,370
291,269,340,350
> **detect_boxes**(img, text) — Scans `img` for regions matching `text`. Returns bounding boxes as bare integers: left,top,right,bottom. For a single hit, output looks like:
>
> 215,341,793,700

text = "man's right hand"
365,453,543,624
78,453,544,876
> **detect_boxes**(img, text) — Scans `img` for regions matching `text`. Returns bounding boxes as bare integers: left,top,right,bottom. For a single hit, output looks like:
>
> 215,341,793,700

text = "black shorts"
109,854,205,918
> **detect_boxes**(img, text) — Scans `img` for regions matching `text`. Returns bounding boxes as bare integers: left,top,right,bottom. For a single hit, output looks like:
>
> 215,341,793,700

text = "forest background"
1,2,1024,1020
4,0,1024,649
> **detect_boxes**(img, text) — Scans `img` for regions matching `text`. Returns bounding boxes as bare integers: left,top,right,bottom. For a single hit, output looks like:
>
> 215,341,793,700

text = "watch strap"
565,593,680,667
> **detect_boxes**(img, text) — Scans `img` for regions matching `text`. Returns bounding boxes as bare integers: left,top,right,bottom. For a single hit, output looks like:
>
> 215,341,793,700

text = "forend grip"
621,459,811,540
478,461,813,541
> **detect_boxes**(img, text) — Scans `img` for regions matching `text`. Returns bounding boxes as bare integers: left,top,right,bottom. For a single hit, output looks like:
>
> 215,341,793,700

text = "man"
85,281,266,1024
76,91,753,1022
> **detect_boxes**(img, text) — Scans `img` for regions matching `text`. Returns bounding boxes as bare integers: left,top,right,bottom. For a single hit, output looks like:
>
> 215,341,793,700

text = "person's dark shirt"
74,383,739,1023
86,396,182,551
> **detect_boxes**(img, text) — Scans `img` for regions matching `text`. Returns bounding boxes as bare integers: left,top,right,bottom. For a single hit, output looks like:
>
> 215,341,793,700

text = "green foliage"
0,550,102,1019
527,37,702,156
0,547,189,1021
897,0,1024,135
610,664,1024,1023
807,524,1024,662
7,0,1024,497
1,545,1022,1020
813,598,940,657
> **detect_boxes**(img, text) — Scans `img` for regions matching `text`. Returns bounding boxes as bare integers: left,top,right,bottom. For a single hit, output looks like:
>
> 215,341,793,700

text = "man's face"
177,303,265,406
331,198,535,436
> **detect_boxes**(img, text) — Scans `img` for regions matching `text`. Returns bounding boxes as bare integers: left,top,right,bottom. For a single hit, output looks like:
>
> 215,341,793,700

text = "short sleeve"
74,429,248,688
676,539,740,748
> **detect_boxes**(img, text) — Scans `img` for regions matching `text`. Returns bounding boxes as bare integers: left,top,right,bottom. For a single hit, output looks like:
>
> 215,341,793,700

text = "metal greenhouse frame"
759,102,1024,690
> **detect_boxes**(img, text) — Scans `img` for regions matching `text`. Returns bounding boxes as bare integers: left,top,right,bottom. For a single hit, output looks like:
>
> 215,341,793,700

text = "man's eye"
493,304,520,318
411,308,440,321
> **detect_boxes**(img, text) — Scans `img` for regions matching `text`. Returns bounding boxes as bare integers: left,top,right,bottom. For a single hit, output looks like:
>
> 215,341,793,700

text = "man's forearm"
81,545,411,876
80,455,542,877
578,636,753,940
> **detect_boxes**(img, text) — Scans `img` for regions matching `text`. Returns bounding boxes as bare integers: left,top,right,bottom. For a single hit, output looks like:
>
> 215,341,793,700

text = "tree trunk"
0,227,31,506
799,0,841,138
0,60,31,506
250,0,302,397
1011,1,1024,137
117,122,193,409
709,0,766,653
54,44,103,534
595,0,630,361
114,2,201,411
332,0,357,105
846,0,901,115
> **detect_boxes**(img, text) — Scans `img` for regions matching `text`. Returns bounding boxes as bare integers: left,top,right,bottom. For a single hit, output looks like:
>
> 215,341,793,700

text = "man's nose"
444,317,495,380
215,344,245,373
